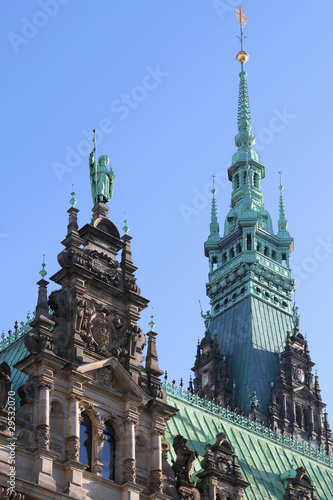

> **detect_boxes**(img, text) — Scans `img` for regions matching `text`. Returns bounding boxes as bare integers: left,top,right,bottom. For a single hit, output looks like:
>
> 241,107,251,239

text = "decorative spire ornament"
208,174,220,240
70,184,77,207
39,254,47,280
232,6,260,167
123,212,129,234
277,171,291,238
148,308,156,332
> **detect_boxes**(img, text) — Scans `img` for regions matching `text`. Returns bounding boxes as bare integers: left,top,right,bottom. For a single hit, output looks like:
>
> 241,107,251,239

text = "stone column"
123,417,136,483
95,423,107,476
36,382,52,450
66,396,80,461
150,426,163,493
34,377,56,490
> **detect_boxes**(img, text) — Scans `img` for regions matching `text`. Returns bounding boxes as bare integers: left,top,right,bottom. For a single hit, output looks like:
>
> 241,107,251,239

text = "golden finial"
235,6,249,65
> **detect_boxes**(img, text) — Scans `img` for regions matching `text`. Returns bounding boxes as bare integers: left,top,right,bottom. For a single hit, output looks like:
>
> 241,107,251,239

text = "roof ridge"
163,380,333,469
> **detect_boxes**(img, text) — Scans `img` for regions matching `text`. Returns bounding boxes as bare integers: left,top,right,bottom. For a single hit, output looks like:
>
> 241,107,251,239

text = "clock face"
296,368,305,383
202,372,210,387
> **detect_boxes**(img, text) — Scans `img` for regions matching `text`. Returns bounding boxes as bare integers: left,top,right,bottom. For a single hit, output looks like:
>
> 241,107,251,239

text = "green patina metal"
0,313,33,407
203,15,296,413
70,184,77,207
148,308,156,332
123,212,129,234
89,129,115,206
0,312,33,352
164,381,333,499
39,254,47,280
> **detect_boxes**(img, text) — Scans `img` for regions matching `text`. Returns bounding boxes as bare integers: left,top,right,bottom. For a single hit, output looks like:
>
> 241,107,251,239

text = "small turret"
24,257,55,354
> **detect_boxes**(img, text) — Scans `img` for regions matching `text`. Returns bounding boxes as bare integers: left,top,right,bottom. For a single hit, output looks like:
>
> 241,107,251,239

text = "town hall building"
0,7,332,500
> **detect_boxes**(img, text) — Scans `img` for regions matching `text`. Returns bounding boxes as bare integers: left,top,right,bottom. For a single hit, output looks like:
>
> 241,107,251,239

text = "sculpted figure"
172,434,199,483
89,132,115,205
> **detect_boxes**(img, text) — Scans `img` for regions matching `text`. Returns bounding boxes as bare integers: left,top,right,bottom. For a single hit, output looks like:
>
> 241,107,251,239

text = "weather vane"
235,6,249,65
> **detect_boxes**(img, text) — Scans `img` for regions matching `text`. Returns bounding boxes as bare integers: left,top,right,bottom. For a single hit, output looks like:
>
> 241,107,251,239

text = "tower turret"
203,7,295,415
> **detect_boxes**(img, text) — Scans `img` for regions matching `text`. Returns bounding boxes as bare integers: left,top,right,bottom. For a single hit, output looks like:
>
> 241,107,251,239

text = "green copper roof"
164,382,333,499
0,337,28,407
209,297,294,414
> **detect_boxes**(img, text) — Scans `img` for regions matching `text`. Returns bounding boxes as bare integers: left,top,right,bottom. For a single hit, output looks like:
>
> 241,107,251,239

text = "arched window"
264,246,269,256
102,422,116,480
281,252,287,265
246,234,252,251
236,243,242,254
243,171,247,185
222,252,227,264
271,250,276,260
256,242,261,252
229,248,235,259
80,413,92,471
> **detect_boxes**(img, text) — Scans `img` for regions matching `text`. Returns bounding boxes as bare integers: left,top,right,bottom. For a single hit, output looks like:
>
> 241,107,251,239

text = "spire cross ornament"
235,6,247,51
235,6,249,67
235,6,247,52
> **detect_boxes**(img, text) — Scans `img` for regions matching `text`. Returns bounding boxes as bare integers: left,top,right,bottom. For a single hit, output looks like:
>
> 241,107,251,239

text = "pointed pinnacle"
39,254,47,280
70,184,77,207
211,174,218,223
123,212,129,234
209,174,220,238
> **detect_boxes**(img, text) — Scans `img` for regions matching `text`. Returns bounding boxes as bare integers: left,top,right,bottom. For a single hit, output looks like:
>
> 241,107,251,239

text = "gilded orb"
236,50,249,64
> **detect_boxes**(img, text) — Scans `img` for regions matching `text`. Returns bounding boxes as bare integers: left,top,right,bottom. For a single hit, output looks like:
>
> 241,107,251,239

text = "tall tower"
203,8,294,414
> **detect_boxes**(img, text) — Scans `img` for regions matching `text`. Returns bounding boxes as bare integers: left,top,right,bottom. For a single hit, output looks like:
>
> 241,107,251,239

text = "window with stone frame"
80,413,92,471
102,421,116,480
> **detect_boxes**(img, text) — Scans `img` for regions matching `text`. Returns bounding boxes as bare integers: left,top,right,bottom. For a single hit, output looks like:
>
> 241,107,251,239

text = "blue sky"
1,1,333,415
